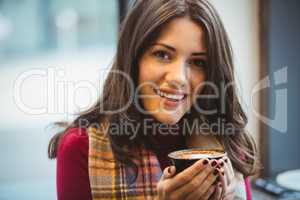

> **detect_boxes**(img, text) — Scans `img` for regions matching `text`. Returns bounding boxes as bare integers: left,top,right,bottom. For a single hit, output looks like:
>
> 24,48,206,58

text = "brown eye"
189,59,207,68
152,50,171,61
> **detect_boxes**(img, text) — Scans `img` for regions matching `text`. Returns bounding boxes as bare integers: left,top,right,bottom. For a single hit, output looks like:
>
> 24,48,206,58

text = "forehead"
154,17,207,52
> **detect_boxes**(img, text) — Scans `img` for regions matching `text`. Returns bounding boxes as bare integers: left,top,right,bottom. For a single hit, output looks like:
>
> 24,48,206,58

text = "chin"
151,111,183,125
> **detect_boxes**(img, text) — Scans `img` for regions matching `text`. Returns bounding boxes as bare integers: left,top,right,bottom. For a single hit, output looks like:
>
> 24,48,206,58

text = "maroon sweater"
56,128,252,200
56,128,185,200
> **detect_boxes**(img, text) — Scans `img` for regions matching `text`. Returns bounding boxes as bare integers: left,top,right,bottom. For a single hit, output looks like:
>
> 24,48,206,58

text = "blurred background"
0,0,118,199
0,0,299,199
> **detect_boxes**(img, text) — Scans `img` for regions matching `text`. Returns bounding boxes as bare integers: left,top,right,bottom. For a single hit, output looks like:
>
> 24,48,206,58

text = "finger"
167,159,212,199
199,185,216,200
185,167,220,200
220,157,233,186
208,182,222,200
161,166,176,181
219,170,228,197
157,166,176,199
224,157,234,179
216,158,225,169
165,158,209,191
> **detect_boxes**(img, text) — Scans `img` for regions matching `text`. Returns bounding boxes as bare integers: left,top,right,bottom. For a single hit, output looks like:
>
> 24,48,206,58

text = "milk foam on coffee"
171,149,225,160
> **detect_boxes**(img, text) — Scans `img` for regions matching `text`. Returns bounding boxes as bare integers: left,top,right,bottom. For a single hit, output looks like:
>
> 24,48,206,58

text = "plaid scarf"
88,124,162,200
88,123,249,200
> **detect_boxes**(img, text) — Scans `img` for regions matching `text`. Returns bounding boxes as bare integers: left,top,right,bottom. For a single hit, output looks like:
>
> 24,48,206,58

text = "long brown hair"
48,0,259,177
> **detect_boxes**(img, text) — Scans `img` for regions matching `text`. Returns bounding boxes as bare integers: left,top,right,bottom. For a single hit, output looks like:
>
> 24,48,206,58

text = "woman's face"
138,17,207,125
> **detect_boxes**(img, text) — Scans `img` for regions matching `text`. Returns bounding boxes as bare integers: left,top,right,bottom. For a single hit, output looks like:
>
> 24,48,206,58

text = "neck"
141,114,183,137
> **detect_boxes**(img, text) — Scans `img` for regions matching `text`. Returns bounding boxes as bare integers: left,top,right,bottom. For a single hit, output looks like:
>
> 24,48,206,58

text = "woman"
48,0,259,199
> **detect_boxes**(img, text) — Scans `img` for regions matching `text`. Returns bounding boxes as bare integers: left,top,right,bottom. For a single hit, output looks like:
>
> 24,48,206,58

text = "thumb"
162,166,176,180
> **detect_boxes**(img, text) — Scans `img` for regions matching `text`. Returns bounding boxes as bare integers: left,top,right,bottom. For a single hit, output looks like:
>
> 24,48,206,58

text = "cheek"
139,57,151,84
138,59,164,86
138,64,157,100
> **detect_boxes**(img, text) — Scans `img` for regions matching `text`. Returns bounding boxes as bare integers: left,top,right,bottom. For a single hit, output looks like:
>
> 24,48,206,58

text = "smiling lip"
163,97,185,108
153,87,187,109
155,87,188,96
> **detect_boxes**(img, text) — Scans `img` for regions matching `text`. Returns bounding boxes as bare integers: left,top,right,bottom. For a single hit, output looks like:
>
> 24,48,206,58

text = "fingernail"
211,160,217,167
220,161,224,167
167,167,171,174
202,159,209,165
213,169,219,175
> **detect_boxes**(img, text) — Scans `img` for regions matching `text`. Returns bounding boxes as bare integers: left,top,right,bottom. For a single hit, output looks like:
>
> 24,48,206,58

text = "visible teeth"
155,89,185,101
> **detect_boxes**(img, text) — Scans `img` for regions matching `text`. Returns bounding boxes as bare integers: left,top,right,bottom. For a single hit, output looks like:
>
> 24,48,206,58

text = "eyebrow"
153,42,207,56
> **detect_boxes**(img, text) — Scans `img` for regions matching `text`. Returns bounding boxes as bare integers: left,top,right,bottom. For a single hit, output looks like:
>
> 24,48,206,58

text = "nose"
165,59,188,90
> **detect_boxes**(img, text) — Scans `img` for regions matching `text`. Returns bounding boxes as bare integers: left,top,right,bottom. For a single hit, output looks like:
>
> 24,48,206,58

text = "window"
0,0,118,60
